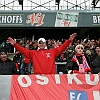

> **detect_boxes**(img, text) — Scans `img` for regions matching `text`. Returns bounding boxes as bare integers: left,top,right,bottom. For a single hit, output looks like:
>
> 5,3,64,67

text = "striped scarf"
72,54,91,73
53,41,59,48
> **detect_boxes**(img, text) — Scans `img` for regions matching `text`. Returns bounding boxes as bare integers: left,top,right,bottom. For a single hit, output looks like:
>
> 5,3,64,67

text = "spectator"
66,44,91,74
7,33,77,74
0,48,17,75
92,46,100,74
25,39,30,46
29,41,34,50
19,54,24,75
55,51,68,74
83,36,90,43
0,41,6,49
19,39,24,46
33,40,38,50
5,40,11,53
21,44,32,74
13,50,22,74
47,39,52,49
14,43,25,75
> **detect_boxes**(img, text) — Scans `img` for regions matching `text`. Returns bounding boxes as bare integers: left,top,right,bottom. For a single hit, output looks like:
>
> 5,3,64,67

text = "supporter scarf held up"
72,54,91,73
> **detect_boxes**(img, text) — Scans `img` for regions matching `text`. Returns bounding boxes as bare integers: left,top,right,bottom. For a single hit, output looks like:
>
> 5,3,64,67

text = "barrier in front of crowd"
0,74,100,100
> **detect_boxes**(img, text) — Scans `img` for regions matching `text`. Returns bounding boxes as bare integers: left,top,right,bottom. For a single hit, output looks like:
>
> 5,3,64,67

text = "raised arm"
7,37,33,59
53,33,77,57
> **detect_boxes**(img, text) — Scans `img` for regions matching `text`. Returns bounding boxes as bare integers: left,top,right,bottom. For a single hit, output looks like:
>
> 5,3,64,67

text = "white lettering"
36,75,49,85
97,16,100,23
93,16,97,23
19,15,22,23
67,74,83,84
12,16,16,23
85,74,99,85
0,15,23,24
70,92,75,100
17,75,32,87
77,93,81,100
16,16,19,23
93,16,100,23
93,91,100,100
55,74,60,84
2,16,6,23
17,74,100,87
70,92,81,100
7,16,12,23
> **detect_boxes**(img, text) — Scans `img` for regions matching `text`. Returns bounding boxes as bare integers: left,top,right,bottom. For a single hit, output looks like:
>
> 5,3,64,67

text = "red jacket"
14,40,71,74
24,56,31,64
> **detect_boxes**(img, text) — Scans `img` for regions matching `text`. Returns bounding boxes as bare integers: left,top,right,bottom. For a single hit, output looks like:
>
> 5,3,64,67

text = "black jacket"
13,53,22,63
92,55,100,74
0,58,17,75
66,55,92,73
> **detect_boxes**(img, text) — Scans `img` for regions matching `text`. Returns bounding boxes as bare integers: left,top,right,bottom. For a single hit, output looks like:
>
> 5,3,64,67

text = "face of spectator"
0,52,7,62
48,41,51,44
95,47,100,53
38,41,46,49
59,42,62,46
76,46,84,55
26,40,30,44
19,40,23,44
52,43,55,48
90,40,95,45
25,45,29,49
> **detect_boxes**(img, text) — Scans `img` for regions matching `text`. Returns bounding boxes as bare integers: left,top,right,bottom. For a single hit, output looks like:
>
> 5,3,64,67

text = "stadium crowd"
0,35,100,75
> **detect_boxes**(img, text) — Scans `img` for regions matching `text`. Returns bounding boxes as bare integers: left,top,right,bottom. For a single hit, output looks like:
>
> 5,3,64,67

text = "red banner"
10,74,100,100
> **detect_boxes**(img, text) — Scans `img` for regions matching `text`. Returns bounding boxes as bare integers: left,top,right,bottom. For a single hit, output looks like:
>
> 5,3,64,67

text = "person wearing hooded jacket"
7,33,77,74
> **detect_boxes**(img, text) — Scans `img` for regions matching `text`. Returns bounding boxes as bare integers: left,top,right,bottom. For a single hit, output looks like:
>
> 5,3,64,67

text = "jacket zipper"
42,50,44,56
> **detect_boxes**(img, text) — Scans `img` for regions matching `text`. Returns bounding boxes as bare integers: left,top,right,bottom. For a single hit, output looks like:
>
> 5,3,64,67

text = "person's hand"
7,37,16,45
98,72,100,75
69,33,77,42
87,72,91,74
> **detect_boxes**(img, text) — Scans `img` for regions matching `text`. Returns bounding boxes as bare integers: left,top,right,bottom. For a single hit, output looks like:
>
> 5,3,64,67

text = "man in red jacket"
7,33,77,74
23,44,32,74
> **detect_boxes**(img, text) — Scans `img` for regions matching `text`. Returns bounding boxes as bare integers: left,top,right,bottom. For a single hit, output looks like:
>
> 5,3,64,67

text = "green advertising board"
0,11,100,27
78,12,100,27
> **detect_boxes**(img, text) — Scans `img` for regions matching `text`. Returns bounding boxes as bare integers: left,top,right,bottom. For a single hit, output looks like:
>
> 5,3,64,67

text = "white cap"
38,38,46,43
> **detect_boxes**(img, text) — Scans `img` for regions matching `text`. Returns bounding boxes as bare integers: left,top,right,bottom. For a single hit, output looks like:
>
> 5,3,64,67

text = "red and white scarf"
72,54,91,73
53,41,59,48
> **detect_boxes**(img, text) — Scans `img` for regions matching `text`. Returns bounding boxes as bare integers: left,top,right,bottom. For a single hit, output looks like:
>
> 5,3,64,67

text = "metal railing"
0,0,100,11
